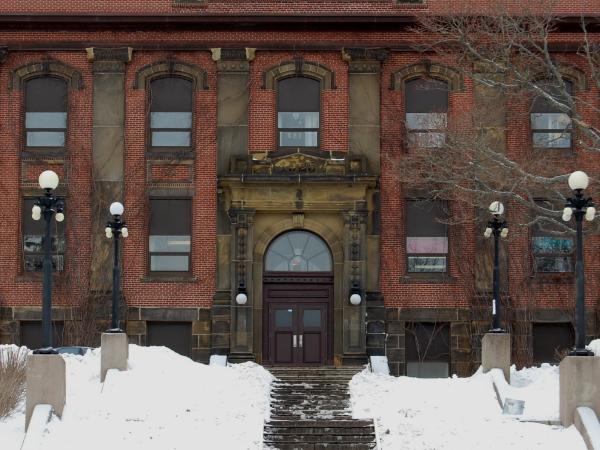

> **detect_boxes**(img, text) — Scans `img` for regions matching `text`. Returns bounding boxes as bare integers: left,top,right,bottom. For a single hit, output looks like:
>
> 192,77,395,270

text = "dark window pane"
279,131,318,147
534,256,573,273
149,78,193,112
406,201,447,237
27,131,65,147
149,199,191,235
23,198,65,272
405,78,448,113
406,322,450,363
151,131,191,147
20,321,65,349
150,255,189,272
275,309,293,328
146,322,192,358
532,323,574,364
151,112,192,129
265,231,332,272
303,309,321,328
531,81,573,113
278,77,320,112
25,78,67,113
408,256,447,273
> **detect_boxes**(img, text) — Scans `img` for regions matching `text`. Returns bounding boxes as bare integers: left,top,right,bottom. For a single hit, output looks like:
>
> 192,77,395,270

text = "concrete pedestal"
101,332,128,382
560,355,600,427
26,354,66,430
482,332,511,382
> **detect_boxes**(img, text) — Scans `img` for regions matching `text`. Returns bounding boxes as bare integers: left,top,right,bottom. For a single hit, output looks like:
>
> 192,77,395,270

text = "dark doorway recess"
147,321,192,358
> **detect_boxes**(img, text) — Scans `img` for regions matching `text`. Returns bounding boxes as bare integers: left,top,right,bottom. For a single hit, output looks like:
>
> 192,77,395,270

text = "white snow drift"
0,344,273,450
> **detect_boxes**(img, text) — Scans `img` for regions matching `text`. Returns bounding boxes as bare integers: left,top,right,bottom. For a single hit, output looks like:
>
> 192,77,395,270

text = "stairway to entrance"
263,367,377,450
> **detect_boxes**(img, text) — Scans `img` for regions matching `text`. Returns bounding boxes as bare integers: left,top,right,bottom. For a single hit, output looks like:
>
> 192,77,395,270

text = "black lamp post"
31,170,64,354
484,201,508,332
105,202,128,332
562,170,595,356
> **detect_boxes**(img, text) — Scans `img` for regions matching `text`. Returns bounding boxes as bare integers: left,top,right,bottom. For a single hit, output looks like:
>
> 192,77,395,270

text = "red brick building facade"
0,1,599,376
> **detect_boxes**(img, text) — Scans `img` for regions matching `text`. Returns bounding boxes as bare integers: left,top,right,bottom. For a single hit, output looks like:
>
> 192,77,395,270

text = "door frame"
263,272,334,366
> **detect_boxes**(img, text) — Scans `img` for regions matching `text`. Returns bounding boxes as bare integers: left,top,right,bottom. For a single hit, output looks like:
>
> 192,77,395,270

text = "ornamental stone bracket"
86,47,133,74
211,47,255,73
342,47,389,74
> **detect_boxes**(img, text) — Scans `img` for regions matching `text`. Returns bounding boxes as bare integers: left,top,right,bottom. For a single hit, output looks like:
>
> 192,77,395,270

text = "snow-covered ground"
0,344,273,450
350,341,600,450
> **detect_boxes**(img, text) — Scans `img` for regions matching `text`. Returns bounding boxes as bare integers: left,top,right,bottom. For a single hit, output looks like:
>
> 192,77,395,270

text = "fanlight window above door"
265,231,332,272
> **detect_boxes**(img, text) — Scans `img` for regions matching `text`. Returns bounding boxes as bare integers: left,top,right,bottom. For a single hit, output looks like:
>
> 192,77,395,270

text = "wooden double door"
263,275,333,366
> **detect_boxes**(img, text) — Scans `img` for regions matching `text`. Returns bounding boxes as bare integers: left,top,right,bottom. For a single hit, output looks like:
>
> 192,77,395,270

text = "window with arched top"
149,77,193,150
405,78,448,149
25,77,68,149
531,80,572,149
277,77,320,149
265,231,332,272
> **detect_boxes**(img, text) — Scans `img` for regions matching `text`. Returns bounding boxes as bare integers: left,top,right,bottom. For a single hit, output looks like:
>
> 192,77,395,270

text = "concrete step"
263,443,377,450
264,434,375,443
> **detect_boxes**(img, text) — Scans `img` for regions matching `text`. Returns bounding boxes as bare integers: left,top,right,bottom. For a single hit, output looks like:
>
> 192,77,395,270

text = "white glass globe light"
110,202,124,216
105,227,113,238
483,227,493,238
55,212,64,222
489,201,504,216
38,170,59,190
235,292,248,305
585,206,596,222
568,171,589,191
562,207,573,222
31,205,41,220
350,293,362,305
121,227,129,238
500,228,508,238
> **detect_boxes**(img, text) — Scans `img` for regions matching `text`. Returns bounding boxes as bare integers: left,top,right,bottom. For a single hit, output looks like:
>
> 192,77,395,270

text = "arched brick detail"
133,60,208,90
10,60,83,91
391,61,464,91
532,65,588,92
263,60,336,90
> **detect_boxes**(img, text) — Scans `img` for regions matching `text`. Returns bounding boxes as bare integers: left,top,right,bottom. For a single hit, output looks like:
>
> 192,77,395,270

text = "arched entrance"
262,230,334,365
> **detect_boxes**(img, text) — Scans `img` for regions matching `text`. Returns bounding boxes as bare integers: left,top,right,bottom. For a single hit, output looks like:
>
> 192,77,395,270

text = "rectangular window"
149,199,191,273
25,77,68,149
23,198,65,272
532,201,573,273
532,323,573,364
147,322,192,358
149,78,193,149
531,81,572,149
278,77,320,149
406,322,450,378
405,78,448,149
406,200,448,273
20,320,65,350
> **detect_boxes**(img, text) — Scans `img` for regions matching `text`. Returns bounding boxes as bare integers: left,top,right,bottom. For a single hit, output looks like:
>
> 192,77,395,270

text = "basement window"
147,321,192,358
532,322,574,364
406,322,450,378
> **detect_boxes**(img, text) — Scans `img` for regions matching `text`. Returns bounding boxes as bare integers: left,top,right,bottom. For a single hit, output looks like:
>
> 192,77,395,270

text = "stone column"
86,47,132,294
560,355,600,426
227,208,255,362
342,206,368,364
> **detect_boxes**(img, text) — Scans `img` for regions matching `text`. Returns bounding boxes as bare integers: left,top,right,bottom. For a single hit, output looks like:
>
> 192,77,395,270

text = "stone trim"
342,47,390,62
391,61,464,91
263,58,336,90
134,60,208,90
532,64,588,92
10,60,84,91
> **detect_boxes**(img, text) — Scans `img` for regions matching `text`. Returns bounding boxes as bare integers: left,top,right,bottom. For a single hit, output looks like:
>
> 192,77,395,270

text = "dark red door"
264,277,332,366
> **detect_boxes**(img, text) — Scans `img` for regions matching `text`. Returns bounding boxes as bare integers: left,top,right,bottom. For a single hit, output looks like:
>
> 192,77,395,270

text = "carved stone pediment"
229,151,368,176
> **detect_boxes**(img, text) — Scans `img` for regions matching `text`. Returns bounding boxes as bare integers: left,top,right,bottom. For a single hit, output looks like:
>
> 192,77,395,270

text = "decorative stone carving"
230,152,368,176
134,60,208,90
86,47,132,63
10,60,84,91
263,60,335,90
229,209,255,295
391,60,464,91
342,47,390,62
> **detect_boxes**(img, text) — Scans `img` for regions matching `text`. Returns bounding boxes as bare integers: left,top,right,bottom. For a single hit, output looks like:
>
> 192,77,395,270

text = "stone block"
192,320,211,334
192,348,211,364
386,308,399,321
481,332,511,381
197,334,211,349
212,333,230,348
100,332,128,382
386,320,403,335
141,308,198,321
386,334,399,349
212,319,229,334
366,306,385,321
386,348,404,364
26,354,66,430
366,334,385,348
560,356,600,427
366,320,384,334
126,320,146,335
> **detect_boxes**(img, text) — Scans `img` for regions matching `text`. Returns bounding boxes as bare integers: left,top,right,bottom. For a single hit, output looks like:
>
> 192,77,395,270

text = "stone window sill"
16,273,63,283
400,273,456,284
141,275,198,283
529,272,574,284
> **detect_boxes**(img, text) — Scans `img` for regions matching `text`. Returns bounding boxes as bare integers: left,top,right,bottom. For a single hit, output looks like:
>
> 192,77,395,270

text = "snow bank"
588,339,600,356
0,344,273,450
350,369,586,450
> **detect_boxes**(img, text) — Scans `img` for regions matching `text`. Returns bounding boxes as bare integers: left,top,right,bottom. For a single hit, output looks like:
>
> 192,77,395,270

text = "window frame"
276,75,321,151
22,197,66,274
531,200,574,274
148,197,193,276
405,198,450,275
404,77,449,150
23,76,68,152
530,80,573,150
146,76,194,153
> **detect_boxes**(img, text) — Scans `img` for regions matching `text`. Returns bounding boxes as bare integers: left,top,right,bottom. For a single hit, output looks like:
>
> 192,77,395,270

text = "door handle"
299,335,303,348
293,335,297,348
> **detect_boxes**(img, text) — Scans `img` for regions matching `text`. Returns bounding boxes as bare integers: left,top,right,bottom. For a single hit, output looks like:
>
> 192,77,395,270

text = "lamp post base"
26,354,66,430
569,348,594,357
481,332,511,382
560,355,600,426
487,328,507,334
100,332,129,382
32,347,58,355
